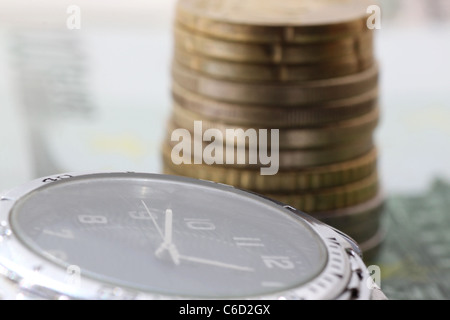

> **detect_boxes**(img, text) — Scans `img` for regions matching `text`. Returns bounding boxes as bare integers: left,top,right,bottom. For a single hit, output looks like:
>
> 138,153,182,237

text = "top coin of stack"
163,0,383,258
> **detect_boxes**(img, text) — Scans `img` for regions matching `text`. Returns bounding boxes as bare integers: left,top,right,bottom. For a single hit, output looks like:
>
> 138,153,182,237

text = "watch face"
9,173,327,298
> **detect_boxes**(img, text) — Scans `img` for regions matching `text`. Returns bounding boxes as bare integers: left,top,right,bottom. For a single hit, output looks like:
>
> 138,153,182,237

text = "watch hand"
141,200,164,240
149,209,249,271
166,243,181,265
154,209,180,265
178,255,254,272
141,201,180,264
163,208,173,245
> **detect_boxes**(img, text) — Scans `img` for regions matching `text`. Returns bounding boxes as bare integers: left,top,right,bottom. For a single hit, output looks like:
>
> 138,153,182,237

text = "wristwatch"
0,172,386,300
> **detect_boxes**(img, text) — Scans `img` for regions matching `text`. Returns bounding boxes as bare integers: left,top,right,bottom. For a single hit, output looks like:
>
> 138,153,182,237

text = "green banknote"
369,180,450,300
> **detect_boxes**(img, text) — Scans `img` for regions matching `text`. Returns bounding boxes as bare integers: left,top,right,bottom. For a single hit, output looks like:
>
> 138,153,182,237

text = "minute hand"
141,200,164,240
178,255,254,272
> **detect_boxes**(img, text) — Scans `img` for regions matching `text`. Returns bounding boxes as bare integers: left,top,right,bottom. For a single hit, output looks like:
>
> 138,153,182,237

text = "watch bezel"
0,171,367,300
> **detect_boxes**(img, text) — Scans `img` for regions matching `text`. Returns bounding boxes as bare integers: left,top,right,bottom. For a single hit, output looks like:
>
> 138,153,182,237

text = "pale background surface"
0,0,449,196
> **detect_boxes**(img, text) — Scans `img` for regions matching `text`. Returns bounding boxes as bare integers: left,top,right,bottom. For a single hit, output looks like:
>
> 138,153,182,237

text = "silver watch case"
0,172,380,300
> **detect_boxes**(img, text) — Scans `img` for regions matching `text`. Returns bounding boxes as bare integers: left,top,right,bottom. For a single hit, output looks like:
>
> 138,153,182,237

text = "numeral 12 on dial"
262,256,295,269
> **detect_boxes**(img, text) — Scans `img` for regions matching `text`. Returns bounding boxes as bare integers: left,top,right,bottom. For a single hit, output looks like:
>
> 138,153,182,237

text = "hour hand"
155,209,180,265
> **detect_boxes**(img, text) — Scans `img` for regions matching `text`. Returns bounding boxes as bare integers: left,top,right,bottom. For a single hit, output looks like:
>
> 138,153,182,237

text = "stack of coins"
162,0,383,258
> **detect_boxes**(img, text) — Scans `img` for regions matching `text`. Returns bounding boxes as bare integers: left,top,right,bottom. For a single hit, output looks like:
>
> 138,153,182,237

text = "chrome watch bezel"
0,172,372,300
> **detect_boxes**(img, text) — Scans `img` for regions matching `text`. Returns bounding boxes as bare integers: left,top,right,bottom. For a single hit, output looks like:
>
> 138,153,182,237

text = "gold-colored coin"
172,103,379,149
163,134,374,170
172,82,379,128
313,194,385,244
172,61,379,106
358,227,386,261
264,171,379,213
339,215,382,245
174,46,374,82
324,218,381,247
176,0,376,44
313,191,385,227
165,121,374,168
175,24,374,64
162,146,377,192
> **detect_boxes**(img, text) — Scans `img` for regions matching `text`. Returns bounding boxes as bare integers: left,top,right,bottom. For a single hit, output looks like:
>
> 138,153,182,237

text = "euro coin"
265,171,379,212
175,24,374,64
172,61,379,106
172,82,379,128
176,0,376,44
174,46,374,82
172,103,379,149
163,147,378,192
